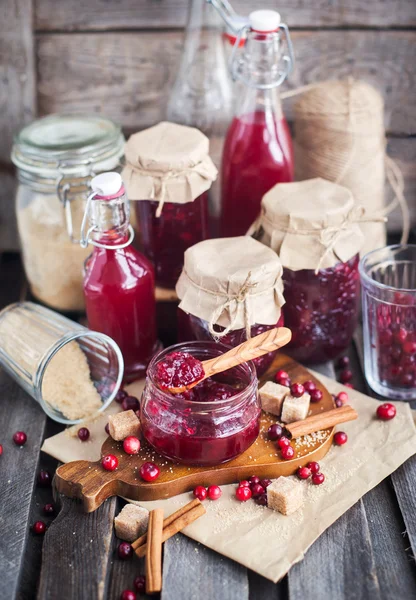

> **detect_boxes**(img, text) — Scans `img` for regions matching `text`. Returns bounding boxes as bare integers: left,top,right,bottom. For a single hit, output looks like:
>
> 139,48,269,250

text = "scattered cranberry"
297,466,311,480
312,473,325,485
337,356,350,369
123,436,141,455
310,389,323,403
267,424,283,441
307,461,320,474
207,485,222,500
333,431,348,446
251,483,265,498
140,461,160,482
260,479,271,488
277,436,291,449
193,485,208,501
281,445,295,460
335,398,343,408
32,521,46,535
77,427,90,442
257,493,268,506
274,369,289,384
290,382,305,398
115,389,128,403
120,590,136,600
376,403,396,421
0,444,3,456
337,391,349,404
122,396,140,412
280,378,291,388
339,369,353,383
118,541,133,560
248,475,260,486
102,454,118,471
134,575,146,593
239,480,250,488
303,380,316,393
13,431,27,446
37,470,52,487
236,485,252,502
105,423,110,435
43,503,55,515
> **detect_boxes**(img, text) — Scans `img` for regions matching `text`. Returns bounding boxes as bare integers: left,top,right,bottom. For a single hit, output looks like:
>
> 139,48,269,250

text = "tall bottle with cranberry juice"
221,10,295,237
82,172,159,381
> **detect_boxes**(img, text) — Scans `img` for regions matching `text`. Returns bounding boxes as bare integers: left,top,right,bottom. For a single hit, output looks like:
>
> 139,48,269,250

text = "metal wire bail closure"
79,191,135,250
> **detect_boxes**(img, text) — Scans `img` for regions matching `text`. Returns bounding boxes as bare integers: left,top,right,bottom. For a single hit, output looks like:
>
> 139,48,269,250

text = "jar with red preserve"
140,342,260,466
175,237,286,376
251,178,367,363
122,122,217,289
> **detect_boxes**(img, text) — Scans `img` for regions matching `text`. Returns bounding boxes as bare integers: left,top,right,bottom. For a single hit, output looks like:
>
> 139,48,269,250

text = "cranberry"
32,521,46,535
123,436,141,455
122,396,140,412
290,382,305,398
335,398,343,408
193,485,207,501
395,327,408,344
140,462,160,482
251,483,265,498
120,591,136,600
102,454,118,471
376,403,396,421
312,472,325,485
248,475,260,486
337,391,349,404
274,369,289,384
297,466,311,480
13,431,27,446
310,388,323,403
337,356,350,369
403,341,416,355
281,445,295,460
77,427,90,442
303,380,316,393
333,431,348,445
267,424,283,441
307,461,320,474
257,493,268,506
0,444,3,456
134,575,146,593
115,389,128,403
207,485,222,500
37,470,52,487
280,377,292,388
339,369,353,383
105,423,110,435
277,436,291,449
239,480,250,488
118,541,133,560
43,503,55,515
236,486,252,502
260,479,272,488
155,351,205,389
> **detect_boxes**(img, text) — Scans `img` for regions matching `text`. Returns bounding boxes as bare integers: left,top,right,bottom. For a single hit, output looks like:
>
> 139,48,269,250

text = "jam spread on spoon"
155,351,205,390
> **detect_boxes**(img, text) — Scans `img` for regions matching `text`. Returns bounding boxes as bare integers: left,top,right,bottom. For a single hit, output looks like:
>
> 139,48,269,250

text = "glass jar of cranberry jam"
122,122,217,289
141,342,260,466
176,237,285,376
252,178,366,363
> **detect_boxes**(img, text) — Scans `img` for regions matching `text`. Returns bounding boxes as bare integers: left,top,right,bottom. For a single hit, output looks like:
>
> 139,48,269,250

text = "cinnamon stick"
136,500,206,558
286,405,358,439
145,508,164,595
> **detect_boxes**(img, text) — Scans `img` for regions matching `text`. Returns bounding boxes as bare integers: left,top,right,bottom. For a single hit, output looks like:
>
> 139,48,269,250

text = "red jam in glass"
221,111,293,237
135,192,209,288
141,342,260,466
155,351,204,390
177,309,284,377
282,255,360,363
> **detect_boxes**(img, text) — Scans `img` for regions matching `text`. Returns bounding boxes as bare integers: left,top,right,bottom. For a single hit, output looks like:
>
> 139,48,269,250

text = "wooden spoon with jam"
157,327,292,394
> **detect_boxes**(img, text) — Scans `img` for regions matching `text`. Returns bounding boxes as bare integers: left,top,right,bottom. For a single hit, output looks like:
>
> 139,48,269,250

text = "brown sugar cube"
267,477,304,516
114,503,149,542
108,410,141,441
280,393,310,424
259,381,289,416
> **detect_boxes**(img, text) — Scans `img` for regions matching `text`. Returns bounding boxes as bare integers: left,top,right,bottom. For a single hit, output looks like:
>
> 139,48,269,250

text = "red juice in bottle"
83,172,159,381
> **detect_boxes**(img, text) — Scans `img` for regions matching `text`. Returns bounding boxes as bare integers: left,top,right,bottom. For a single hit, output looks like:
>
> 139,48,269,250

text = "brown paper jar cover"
122,121,218,205
252,178,365,271
176,237,285,331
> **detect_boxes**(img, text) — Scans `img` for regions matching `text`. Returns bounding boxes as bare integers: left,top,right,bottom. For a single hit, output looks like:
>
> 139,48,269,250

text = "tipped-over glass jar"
122,122,217,289
176,236,286,376
252,178,366,363
141,342,260,466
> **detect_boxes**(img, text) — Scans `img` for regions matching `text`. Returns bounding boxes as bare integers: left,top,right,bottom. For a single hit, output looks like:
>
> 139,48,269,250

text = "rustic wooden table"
1,252,415,600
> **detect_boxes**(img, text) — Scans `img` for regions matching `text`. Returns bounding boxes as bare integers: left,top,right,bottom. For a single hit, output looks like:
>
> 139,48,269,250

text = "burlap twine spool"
283,79,409,254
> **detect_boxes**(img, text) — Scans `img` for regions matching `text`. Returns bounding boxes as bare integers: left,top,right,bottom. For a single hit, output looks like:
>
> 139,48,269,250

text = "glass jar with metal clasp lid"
11,114,125,312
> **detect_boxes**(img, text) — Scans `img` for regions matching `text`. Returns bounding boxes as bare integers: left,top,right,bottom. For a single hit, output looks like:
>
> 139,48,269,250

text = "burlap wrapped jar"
250,178,376,363
176,237,286,376
122,122,217,289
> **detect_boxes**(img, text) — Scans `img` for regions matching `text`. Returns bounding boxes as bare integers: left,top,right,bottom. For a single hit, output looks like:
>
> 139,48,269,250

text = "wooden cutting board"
55,353,335,512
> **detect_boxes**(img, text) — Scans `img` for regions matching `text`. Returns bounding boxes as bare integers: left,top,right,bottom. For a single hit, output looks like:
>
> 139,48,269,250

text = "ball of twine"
289,79,409,251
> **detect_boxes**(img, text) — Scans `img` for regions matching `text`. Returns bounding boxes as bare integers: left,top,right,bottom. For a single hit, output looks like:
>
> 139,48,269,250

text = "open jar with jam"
122,122,217,289
11,114,125,311
176,237,285,376
252,178,366,363
141,341,260,466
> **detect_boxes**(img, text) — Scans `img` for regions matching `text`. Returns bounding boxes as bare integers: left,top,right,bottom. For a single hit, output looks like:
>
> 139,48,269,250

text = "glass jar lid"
11,114,125,177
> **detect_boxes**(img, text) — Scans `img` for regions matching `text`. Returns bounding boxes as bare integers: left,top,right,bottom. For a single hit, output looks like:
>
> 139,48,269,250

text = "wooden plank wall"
0,0,415,251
